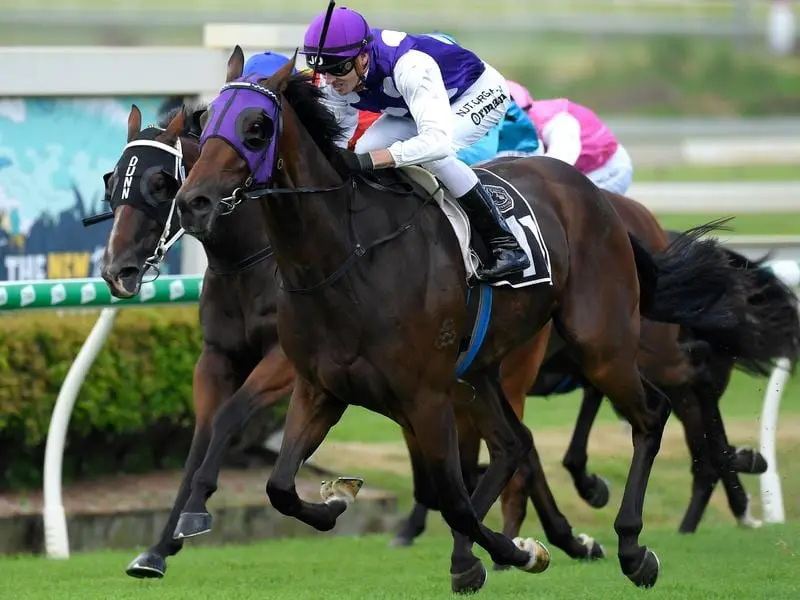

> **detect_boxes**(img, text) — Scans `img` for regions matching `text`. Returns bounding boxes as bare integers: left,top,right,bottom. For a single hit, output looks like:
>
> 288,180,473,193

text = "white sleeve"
316,79,359,148
541,112,582,166
386,50,452,167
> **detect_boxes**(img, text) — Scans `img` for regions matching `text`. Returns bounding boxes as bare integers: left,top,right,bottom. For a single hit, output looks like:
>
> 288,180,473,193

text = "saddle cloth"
400,165,552,289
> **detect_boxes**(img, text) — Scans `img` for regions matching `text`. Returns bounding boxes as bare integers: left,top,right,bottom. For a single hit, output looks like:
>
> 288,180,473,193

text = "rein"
207,78,431,294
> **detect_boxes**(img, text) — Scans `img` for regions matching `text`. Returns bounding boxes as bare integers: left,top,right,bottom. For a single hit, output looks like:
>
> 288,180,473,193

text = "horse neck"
258,110,354,291
203,202,272,274
180,134,272,274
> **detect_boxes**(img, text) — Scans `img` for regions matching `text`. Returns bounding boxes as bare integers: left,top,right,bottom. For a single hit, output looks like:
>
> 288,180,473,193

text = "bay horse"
392,197,800,552
94,106,765,583
95,104,602,580
172,47,752,590
96,105,296,579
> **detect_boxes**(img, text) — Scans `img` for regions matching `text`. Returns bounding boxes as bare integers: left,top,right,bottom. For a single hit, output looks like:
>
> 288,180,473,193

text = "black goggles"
307,54,356,77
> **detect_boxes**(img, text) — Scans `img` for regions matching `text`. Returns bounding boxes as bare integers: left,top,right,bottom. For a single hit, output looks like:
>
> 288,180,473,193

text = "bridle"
200,76,431,295
126,136,187,277
84,131,188,281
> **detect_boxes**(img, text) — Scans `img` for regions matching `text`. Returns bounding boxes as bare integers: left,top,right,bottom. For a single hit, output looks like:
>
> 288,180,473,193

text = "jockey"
506,81,633,195
348,32,540,167
299,6,530,282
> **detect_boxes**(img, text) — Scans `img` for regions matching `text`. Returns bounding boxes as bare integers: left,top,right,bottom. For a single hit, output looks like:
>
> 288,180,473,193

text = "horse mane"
157,104,208,138
280,72,348,160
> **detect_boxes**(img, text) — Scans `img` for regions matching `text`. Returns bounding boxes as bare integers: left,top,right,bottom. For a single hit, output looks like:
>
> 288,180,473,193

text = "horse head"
101,104,198,297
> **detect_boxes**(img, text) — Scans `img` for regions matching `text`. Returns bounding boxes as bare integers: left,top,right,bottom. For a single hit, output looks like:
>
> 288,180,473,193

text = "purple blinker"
199,75,281,186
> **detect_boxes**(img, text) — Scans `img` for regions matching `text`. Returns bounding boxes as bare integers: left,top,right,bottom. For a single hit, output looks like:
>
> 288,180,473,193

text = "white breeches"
355,64,511,198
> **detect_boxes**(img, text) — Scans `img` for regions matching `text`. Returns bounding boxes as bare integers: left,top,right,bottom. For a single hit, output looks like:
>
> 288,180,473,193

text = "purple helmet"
301,6,372,68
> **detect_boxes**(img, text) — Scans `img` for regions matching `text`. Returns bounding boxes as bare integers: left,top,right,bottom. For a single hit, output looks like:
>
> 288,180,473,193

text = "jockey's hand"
339,149,375,173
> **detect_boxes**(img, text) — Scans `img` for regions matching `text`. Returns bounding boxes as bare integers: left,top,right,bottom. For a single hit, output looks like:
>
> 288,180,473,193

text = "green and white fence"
0,276,203,560
0,260,797,559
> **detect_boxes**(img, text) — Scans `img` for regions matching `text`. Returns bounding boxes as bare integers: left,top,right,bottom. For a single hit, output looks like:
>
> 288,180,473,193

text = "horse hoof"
320,476,364,506
513,537,550,574
625,548,660,588
584,476,611,509
577,533,606,560
732,447,768,475
125,551,166,579
451,560,487,594
737,494,763,529
172,512,212,540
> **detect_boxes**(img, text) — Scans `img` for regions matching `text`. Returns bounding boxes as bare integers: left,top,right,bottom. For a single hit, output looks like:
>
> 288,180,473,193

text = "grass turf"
2,371,799,597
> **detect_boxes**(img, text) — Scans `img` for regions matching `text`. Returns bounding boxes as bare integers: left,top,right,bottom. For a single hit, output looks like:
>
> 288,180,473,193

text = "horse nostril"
118,266,140,282
189,195,212,214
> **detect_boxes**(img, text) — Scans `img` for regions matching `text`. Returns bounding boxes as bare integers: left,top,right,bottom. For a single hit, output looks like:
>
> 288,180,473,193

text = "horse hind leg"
406,384,546,594
554,300,667,588
562,385,612,509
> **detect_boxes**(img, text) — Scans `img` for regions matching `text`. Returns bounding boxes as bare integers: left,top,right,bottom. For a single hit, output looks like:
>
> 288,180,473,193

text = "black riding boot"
456,182,530,281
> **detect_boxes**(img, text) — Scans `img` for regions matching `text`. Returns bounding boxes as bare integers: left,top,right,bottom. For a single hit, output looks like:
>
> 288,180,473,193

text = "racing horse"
95,106,773,582
392,196,800,551
95,104,601,580
94,105,297,579
171,47,752,590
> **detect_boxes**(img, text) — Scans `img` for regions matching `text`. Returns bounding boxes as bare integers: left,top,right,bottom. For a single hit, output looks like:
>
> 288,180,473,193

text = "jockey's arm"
541,112,582,167
373,50,452,169
317,79,360,148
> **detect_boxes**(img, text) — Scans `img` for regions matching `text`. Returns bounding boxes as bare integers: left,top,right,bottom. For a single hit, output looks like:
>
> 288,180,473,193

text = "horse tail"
693,243,800,376
628,217,749,333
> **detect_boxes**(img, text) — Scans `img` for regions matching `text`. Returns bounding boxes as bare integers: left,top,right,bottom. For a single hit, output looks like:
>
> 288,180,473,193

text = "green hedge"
0,307,289,491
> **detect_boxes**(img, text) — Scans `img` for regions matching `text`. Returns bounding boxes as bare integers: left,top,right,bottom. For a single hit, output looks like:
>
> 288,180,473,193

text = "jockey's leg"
585,144,634,196
354,113,418,153
430,64,529,282
424,154,529,282
457,123,501,167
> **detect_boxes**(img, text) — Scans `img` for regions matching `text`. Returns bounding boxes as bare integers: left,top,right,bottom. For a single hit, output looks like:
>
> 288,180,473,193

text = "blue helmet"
243,51,297,77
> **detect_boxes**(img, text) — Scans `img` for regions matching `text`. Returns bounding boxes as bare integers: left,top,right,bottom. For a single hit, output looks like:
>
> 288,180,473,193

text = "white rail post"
757,259,800,525
42,307,120,558
759,357,790,524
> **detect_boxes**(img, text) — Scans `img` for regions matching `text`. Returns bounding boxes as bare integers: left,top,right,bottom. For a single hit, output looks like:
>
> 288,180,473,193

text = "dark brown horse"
172,47,752,591
96,105,296,579
94,105,596,581
391,194,799,553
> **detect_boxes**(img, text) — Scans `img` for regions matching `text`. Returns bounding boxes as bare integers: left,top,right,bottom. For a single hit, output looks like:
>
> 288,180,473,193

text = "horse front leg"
126,348,237,578
173,346,295,540
265,378,354,531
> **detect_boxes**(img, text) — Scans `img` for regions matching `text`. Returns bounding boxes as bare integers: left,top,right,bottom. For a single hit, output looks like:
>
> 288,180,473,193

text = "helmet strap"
312,0,337,80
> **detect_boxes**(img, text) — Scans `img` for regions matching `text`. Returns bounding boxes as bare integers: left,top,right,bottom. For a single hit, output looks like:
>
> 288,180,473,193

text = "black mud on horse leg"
562,385,611,509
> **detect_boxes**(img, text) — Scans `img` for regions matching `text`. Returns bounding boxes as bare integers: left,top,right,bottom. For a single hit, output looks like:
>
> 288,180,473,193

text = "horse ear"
127,104,142,142
164,105,186,139
189,108,206,136
265,49,298,92
226,45,245,82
